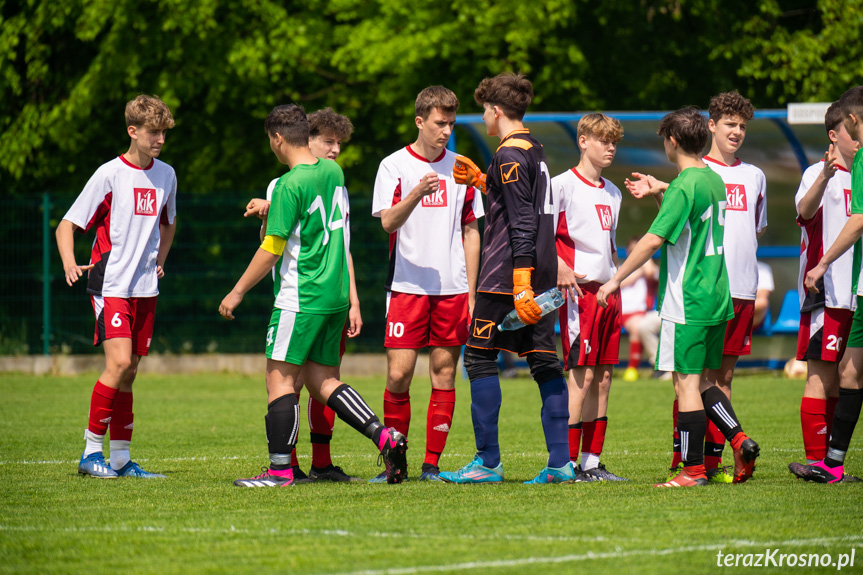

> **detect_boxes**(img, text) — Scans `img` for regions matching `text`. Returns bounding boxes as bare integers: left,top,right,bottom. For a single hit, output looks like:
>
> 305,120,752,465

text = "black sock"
327,384,384,441
825,388,863,467
678,410,706,468
265,394,299,470
701,386,743,440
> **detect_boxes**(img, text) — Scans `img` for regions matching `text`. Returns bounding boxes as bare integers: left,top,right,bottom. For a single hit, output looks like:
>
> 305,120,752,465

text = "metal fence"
0,192,392,356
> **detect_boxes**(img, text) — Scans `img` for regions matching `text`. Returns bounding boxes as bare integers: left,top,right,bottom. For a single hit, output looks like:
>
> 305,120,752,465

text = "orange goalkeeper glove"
513,267,541,325
453,155,487,195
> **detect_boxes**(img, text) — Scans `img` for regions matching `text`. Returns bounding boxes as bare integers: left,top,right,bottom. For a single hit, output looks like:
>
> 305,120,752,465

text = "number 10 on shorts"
388,322,405,338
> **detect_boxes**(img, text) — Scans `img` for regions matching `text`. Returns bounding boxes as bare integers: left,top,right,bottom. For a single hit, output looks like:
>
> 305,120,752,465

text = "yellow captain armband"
261,235,286,256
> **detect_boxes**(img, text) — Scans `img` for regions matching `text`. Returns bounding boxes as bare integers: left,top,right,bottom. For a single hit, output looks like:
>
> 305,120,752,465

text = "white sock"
109,440,131,471
83,430,105,457
581,452,600,471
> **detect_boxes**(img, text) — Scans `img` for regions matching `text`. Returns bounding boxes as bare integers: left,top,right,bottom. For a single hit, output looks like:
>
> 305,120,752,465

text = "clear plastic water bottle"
497,287,566,331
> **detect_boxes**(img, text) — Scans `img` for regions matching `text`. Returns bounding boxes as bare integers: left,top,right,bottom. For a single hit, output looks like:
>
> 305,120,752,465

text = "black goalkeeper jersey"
477,129,556,295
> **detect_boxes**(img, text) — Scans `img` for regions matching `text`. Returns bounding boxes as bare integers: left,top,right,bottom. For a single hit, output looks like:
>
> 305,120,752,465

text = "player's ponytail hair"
657,107,709,155
474,73,533,121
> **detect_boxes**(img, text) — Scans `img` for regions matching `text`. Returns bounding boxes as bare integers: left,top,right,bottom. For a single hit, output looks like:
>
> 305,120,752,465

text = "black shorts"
467,292,558,356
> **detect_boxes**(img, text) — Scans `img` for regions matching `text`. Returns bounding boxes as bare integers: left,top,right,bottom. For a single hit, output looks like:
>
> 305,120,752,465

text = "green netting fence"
0,192,393,356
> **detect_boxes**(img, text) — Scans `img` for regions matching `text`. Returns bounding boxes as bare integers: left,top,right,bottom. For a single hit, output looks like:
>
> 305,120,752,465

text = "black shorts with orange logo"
467,292,558,356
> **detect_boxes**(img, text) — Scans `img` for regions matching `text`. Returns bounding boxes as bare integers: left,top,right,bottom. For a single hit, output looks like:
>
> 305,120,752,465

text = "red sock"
628,341,642,369
730,432,747,451
383,389,411,437
568,423,582,462
309,396,336,469
683,464,706,479
424,388,455,467
109,390,134,441
826,396,839,442
704,418,725,470
671,399,681,468
88,381,118,435
583,418,607,455
801,397,828,461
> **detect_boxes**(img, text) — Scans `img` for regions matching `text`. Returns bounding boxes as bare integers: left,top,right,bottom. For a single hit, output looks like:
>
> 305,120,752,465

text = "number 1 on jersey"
701,200,727,257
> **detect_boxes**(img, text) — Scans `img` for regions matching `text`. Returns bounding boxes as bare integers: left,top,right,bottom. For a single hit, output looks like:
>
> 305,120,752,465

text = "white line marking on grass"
328,535,863,575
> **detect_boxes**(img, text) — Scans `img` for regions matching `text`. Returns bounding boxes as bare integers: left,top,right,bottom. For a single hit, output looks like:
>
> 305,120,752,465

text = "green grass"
1,370,861,574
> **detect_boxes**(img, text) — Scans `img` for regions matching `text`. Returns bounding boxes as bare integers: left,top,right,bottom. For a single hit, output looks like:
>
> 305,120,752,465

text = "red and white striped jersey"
553,168,621,284
372,146,484,295
704,156,767,300
63,156,177,298
795,161,854,310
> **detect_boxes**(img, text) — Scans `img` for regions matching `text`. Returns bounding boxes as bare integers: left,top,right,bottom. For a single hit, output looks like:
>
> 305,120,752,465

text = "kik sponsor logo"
595,205,613,231
134,188,158,216
725,183,747,211
846,188,852,217
421,180,448,207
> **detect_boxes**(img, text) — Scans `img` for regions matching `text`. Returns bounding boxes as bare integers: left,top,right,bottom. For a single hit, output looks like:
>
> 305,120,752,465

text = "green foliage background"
1,0,861,354
3,0,861,196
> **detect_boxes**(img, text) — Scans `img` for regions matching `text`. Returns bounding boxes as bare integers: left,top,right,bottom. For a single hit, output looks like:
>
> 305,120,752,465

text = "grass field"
1,370,861,574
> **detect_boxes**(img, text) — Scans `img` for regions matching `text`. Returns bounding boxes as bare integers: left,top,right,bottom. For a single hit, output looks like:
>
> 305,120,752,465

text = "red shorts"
559,282,621,370
91,295,157,356
385,291,469,348
796,306,853,362
723,298,755,356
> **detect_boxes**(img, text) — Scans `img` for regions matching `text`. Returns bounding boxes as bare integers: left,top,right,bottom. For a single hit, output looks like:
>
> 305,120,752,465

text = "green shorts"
265,308,348,367
656,319,725,374
848,296,863,349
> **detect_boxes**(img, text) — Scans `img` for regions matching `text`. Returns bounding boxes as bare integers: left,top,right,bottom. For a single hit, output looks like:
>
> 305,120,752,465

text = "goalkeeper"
440,73,573,485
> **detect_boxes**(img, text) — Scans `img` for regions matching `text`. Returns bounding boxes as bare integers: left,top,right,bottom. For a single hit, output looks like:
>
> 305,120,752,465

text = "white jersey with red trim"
62,156,177,298
703,156,767,300
552,168,621,284
795,161,854,310
372,146,484,295
621,276,648,315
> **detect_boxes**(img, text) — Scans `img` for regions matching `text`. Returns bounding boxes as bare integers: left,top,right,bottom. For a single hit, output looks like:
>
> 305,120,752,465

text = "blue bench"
767,290,800,335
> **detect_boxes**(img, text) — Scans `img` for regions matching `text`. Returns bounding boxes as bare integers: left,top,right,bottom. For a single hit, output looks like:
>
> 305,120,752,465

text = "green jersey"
852,148,863,297
648,166,734,326
266,159,350,314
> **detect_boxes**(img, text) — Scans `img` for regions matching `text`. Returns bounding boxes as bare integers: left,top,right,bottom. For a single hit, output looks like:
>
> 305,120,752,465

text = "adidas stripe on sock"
327,383,382,440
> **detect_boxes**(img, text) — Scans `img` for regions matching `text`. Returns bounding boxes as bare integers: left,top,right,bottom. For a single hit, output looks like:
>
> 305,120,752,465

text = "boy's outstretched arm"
597,233,664,308
219,245,280,319
625,172,668,209
805,213,863,293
